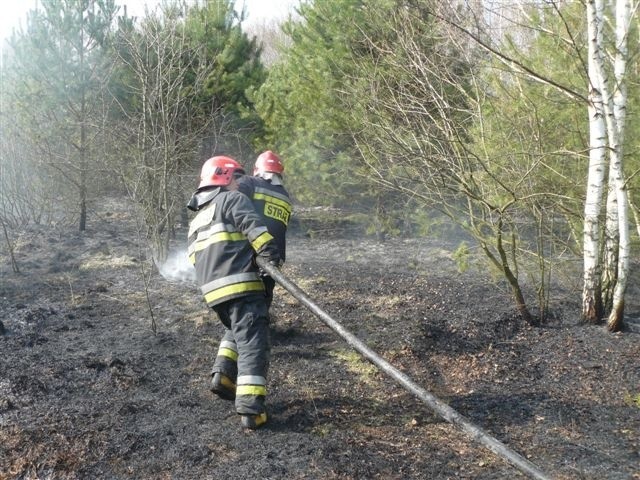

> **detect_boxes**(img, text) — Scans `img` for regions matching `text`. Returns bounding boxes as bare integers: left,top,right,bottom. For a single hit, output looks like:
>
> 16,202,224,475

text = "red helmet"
254,150,284,176
198,156,244,188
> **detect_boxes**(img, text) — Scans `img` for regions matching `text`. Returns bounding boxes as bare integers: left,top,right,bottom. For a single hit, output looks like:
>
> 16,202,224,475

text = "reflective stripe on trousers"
212,335,239,380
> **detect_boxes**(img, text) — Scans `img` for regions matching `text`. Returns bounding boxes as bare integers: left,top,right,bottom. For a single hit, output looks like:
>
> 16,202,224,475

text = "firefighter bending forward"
187,155,281,430
237,150,292,311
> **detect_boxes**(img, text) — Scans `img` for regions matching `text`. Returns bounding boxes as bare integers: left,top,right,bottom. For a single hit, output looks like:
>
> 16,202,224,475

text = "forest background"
1,0,638,333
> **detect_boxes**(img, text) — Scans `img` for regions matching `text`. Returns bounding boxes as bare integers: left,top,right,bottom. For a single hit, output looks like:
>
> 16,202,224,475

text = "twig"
131,205,158,335
1,217,20,273
138,240,158,335
95,292,132,304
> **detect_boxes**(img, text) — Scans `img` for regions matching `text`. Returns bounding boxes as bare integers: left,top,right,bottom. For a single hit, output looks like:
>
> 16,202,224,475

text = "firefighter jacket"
187,187,277,307
237,175,292,262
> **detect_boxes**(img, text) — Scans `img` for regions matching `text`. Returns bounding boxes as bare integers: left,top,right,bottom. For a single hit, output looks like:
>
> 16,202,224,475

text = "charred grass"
0,204,639,479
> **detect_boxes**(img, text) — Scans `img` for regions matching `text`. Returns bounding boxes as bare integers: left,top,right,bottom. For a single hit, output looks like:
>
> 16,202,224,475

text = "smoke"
158,248,195,283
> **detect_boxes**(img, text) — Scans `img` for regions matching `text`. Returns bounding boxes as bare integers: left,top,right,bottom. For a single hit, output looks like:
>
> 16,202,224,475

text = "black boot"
211,372,236,401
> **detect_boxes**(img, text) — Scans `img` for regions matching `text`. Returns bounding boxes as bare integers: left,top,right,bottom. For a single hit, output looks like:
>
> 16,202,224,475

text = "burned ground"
1,201,639,480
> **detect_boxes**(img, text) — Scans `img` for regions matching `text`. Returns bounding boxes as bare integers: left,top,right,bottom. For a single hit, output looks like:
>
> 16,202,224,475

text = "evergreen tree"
4,0,117,231
184,0,267,158
255,0,373,205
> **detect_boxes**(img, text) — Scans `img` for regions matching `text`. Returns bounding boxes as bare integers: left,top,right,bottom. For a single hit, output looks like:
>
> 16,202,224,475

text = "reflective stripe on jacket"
187,187,274,307
237,176,291,262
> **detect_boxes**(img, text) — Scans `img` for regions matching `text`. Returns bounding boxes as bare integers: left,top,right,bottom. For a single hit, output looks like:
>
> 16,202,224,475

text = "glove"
257,242,282,268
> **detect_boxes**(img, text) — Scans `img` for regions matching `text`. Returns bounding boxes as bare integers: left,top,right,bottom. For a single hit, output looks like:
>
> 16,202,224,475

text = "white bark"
582,0,607,322
602,184,619,311
585,0,632,330
606,0,632,330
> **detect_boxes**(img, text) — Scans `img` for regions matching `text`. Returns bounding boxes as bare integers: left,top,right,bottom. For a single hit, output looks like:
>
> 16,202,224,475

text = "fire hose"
257,257,553,480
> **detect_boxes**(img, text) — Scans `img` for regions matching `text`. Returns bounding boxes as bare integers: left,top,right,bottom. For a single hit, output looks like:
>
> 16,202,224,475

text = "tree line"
1,0,638,331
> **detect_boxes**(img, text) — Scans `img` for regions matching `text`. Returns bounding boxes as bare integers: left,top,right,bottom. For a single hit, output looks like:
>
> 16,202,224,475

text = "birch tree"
606,0,633,331
583,0,608,323
583,0,637,331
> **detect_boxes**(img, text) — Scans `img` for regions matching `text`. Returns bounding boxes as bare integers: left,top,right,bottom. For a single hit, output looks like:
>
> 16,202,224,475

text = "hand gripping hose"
257,258,553,480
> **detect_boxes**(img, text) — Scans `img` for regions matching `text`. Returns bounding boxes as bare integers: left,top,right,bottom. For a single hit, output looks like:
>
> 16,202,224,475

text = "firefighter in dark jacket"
187,155,281,430
236,151,292,310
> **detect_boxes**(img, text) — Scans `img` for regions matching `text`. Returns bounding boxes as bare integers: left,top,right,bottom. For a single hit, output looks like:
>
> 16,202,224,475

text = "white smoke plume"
158,248,195,283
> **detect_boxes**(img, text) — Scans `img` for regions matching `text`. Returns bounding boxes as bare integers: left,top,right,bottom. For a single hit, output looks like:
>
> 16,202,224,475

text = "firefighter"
187,155,281,430
236,150,292,310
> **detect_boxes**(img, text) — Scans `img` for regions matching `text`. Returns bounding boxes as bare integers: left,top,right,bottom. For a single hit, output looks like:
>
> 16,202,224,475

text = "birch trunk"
582,0,607,323
606,0,632,331
589,0,631,331
602,165,619,313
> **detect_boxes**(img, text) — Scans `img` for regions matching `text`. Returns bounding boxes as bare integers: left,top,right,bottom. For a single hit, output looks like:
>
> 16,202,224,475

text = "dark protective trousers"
211,294,270,415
